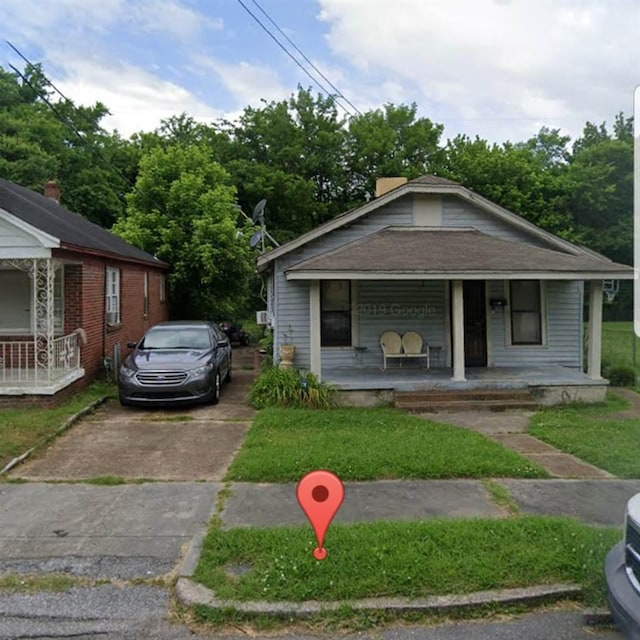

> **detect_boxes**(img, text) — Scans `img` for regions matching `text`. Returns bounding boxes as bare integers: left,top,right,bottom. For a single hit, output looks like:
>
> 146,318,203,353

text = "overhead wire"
247,0,362,116
233,0,356,117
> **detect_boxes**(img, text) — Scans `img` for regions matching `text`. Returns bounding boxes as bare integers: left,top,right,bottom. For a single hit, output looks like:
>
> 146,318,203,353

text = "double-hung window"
106,267,120,325
320,280,351,347
509,280,542,345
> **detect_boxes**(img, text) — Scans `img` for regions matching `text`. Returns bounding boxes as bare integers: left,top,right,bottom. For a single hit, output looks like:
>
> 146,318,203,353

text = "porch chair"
402,331,430,369
380,331,403,370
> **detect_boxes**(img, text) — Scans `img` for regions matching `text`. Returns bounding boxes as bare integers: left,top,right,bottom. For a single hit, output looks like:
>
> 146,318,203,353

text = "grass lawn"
602,321,640,374
0,382,113,470
529,392,640,477
194,517,620,607
225,408,547,482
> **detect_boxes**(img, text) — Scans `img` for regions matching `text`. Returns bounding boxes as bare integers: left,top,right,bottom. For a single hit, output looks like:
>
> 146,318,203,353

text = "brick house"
0,178,170,404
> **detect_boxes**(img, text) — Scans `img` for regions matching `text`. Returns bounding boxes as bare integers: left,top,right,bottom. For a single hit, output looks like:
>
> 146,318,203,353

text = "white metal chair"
402,331,429,369
380,331,403,370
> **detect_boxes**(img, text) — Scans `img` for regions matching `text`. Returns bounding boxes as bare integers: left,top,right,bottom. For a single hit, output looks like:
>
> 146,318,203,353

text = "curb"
177,530,207,578
582,608,614,626
175,578,582,617
0,395,110,475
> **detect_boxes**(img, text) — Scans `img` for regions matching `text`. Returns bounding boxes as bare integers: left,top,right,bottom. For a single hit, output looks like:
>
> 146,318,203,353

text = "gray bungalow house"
257,176,633,405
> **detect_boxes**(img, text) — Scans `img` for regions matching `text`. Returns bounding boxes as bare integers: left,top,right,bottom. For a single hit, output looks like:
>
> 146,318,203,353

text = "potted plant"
278,324,295,369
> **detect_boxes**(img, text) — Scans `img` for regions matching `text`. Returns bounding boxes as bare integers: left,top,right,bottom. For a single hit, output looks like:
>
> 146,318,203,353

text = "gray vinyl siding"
273,197,413,367
321,280,447,369
442,196,551,248
488,280,583,368
271,193,583,370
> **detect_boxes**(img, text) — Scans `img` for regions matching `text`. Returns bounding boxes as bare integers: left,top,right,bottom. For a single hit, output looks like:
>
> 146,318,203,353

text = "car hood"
126,349,211,371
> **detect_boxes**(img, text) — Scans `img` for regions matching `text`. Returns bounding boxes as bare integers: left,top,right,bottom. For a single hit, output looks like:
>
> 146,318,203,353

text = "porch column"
30,258,56,384
309,280,321,379
452,279,466,381
587,280,603,379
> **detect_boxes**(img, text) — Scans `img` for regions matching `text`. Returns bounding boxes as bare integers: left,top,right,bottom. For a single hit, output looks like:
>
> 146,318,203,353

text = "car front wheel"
209,369,221,405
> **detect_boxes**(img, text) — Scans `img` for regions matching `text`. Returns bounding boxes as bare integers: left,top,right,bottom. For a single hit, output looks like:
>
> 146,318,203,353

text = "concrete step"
397,399,540,412
394,389,539,412
396,389,534,402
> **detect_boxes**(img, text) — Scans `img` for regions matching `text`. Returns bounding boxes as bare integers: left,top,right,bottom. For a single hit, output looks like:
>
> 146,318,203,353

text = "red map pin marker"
296,470,345,560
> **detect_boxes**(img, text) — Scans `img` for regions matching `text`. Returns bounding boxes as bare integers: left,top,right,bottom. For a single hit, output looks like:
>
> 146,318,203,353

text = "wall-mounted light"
489,298,508,310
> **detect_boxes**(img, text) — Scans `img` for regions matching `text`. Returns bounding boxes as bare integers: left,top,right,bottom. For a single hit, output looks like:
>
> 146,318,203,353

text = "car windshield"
140,327,212,350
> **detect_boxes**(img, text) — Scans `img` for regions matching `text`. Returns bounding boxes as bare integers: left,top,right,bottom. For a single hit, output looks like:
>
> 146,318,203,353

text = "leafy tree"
345,103,444,203
112,144,254,320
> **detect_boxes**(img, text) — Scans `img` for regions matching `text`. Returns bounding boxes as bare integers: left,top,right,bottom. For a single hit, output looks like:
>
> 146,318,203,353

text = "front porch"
0,332,84,395
325,364,608,407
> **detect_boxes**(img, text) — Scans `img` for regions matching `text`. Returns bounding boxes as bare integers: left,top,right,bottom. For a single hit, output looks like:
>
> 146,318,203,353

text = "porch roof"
0,178,167,267
286,227,633,281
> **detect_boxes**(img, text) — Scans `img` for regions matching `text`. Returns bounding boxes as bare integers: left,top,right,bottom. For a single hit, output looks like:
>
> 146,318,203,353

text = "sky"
2,0,638,145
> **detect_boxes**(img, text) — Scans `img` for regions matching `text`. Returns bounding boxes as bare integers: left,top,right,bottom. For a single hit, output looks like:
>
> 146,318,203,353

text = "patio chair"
380,331,403,370
402,331,430,369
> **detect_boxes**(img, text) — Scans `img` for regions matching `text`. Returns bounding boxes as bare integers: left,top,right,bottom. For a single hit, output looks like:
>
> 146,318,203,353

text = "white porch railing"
0,332,81,388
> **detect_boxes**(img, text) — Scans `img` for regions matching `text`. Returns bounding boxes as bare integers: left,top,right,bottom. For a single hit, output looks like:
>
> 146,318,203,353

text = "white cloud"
53,59,222,136
317,0,638,141
194,56,289,107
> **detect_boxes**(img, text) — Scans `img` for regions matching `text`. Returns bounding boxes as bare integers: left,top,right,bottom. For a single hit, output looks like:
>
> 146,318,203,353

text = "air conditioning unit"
106,311,118,325
256,310,268,325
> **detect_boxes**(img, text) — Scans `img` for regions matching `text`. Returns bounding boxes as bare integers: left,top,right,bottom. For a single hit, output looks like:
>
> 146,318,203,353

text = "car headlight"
120,365,136,378
191,364,213,377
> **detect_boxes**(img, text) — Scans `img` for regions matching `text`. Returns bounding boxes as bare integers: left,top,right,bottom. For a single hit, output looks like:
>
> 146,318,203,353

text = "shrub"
249,366,336,409
607,365,637,387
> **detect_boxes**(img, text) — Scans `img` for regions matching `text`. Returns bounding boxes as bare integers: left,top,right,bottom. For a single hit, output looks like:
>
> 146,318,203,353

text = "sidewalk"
425,409,615,479
220,478,640,529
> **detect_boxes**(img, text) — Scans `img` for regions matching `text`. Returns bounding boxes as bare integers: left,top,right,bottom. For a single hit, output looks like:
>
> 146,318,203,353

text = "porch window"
509,280,542,345
321,280,351,346
106,267,120,325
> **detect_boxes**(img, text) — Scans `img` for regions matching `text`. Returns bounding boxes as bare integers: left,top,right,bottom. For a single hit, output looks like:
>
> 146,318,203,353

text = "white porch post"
29,258,56,384
309,280,321,379
452,279,466,381
588,280,603,379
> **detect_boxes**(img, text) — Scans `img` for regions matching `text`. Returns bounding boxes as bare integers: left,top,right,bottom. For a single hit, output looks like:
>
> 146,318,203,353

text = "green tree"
345,103,444,204
112,144,254,319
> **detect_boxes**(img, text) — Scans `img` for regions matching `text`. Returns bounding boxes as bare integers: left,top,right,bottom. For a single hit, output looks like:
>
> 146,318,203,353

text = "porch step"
394,389,539,412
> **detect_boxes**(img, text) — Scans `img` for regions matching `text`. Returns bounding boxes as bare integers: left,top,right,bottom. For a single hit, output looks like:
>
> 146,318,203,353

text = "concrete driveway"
11,348,255,481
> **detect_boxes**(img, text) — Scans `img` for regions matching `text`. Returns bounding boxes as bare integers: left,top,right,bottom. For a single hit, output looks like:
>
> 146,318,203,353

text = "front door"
463,281,487,367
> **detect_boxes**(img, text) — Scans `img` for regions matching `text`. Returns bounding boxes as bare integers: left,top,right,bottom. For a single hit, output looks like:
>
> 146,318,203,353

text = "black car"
118,321,232,407
219,322,250,346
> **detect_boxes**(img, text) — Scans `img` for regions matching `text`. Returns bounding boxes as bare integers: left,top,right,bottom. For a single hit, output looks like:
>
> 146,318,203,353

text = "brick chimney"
44,180,60,204
375,177,408,197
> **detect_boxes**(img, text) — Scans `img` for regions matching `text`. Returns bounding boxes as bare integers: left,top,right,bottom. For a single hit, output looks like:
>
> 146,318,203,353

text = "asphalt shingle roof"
287,227,632,276
0,178,167,266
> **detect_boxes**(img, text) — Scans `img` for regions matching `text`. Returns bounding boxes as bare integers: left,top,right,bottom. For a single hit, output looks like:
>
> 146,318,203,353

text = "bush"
607,365,637,387
249,366,336,409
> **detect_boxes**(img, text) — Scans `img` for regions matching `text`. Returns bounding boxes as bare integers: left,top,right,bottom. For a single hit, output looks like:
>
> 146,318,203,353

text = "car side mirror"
217,340,228,348
126,342,138,349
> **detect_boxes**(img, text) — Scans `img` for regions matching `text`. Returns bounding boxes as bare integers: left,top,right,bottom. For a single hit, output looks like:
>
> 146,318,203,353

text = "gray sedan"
118,321,232,407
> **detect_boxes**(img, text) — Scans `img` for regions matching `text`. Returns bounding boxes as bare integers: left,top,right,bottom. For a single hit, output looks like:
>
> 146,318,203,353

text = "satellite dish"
250,230,263,248
252,198,267,223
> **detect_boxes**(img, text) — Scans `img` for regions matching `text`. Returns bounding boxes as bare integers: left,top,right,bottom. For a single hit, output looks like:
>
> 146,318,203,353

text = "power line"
6,43,137,201
248,0,362,116
233,0,356,117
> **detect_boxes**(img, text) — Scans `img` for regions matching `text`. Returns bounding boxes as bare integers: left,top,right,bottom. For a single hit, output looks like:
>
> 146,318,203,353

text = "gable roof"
0,178,167,267
257,175,604,270
286,227,633,280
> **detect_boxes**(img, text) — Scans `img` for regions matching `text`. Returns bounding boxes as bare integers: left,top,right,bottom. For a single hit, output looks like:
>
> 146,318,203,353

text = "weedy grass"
194,517,620,608
0,382,113,470
529,392,640,477
225,407,547,481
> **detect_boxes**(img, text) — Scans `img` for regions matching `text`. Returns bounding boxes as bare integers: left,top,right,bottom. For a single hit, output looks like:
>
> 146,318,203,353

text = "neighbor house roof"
285,227,633,280
257,174,607,270
0,178,168,267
